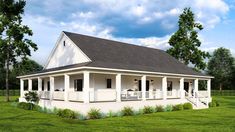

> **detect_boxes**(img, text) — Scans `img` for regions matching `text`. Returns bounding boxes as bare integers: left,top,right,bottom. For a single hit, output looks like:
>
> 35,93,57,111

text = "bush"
183,103,193,110
164,105,173,112
121,106,134,116
173,104,184,111
87,108,102,119
17,102,36,110
155,105,164,112
24,91,39,104
107,110,117,118
209,100,220,107
215,100,220,107
56,109,76,119
143,106,155,114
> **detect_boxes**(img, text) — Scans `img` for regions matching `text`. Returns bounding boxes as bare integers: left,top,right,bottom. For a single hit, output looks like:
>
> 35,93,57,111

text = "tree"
207,48,234,91
0,0,37,101
0,58,42,90
167,8,210,71
13,58,43,75
10,58,43,90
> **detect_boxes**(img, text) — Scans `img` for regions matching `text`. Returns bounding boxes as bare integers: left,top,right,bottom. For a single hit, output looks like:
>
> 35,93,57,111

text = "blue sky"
22,0,235,65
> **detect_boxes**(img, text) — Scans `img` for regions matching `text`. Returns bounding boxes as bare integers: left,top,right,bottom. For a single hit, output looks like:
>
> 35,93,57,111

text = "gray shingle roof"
62,31,206,76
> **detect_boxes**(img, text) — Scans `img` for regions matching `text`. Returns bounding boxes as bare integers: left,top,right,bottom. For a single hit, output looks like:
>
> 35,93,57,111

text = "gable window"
107,79,112,88
63,40,66,46
74,79,83,91
167,81,172,91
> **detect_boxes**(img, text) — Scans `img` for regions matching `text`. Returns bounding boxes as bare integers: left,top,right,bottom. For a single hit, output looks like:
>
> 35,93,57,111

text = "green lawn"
0,96,235,132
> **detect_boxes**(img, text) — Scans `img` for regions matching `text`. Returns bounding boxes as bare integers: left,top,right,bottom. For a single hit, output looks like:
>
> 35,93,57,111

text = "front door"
184,82,189,96
138,80,150,91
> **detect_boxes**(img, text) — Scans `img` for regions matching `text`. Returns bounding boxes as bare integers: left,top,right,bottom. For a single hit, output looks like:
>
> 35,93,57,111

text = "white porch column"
207,79,211,98
20,79,24,98
141,75,146,101
116,74,122,102
38,77,42,92
83,71,90,104
179,78,184,99
194,79,199,98
162,77,167,100
28,79,32,91
50,76,55,101
64,74,70,102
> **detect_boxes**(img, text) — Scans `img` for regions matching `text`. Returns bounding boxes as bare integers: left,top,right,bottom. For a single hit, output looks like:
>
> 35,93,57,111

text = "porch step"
186,97,208,109
192,101,208,109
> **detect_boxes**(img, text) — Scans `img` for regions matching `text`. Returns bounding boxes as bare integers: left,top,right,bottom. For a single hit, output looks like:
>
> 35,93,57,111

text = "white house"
18,31,213,114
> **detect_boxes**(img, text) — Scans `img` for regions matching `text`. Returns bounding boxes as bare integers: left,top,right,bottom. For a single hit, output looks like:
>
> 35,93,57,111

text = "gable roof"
62,31,206,76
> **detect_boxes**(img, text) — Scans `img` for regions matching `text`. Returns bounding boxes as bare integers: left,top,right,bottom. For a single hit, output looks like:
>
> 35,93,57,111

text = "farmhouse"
18,31,212,114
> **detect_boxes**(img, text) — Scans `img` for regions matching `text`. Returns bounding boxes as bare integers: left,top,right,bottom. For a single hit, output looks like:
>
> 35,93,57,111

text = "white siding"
45,34,90,69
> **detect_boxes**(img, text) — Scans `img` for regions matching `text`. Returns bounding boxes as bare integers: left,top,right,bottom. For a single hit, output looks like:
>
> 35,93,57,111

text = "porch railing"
68,92,83,101
53,91,64,100
121,91,142,100
89,90,116,102
146,91,163,99
40,91,50,99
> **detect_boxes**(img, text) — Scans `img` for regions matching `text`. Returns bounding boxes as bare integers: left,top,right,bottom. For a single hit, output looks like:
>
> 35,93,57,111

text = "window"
74,79,83,91
42,80,44,91
167,81,172,91
146,80,150,91
107,79,112,88
63,40,66,46
138,80,150,91
47,81,50,91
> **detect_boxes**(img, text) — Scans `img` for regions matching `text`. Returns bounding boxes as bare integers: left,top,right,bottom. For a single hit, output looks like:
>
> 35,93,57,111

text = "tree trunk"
219,83,222,96
5,51,10,102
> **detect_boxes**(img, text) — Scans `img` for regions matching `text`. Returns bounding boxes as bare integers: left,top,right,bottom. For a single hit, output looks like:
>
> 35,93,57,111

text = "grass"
0,96,235,132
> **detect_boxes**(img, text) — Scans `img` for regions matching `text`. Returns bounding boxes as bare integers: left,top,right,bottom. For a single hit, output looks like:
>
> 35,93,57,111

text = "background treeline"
0,58,43,90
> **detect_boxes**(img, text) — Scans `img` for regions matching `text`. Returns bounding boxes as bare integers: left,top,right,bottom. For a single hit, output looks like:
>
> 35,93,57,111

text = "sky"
22,0,235,65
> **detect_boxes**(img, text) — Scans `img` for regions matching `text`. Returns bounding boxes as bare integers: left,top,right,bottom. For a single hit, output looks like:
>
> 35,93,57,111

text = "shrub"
107,110,117,118
215,100,220,107
183,103,193,110
87,108,102,119
17,102,35,110
209,100,219,107
143,106,155,114
164,105,173,112
24,91,39,104
56,109,76,119
121,106,134,116
155,105,164,112
173,104,184,111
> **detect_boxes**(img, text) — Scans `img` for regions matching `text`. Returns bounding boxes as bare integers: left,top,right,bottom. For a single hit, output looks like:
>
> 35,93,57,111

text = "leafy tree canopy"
0,0,37,101
208,47,234,90
167,8,210,71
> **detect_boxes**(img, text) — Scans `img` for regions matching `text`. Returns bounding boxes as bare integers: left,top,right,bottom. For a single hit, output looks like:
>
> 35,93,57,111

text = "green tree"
0,0,37,101
208,48,234,91
167,8,210,71
0,58,42,90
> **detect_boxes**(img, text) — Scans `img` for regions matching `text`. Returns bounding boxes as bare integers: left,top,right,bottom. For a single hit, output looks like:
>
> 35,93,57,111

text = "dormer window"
63,41,66,46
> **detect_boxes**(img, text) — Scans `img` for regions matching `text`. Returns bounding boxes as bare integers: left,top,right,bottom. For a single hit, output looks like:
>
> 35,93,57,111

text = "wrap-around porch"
20,71,211,104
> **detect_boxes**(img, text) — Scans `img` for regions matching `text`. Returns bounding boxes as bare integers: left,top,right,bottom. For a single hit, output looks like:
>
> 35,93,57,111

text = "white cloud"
130,5,146,17
195,0,229,13
23,0,233,64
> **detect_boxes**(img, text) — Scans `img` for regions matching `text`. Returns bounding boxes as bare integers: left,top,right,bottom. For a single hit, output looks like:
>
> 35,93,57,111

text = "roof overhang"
17,66,214,79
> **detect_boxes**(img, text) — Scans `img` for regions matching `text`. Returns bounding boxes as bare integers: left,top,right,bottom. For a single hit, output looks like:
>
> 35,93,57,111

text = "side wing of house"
44,33,91,69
